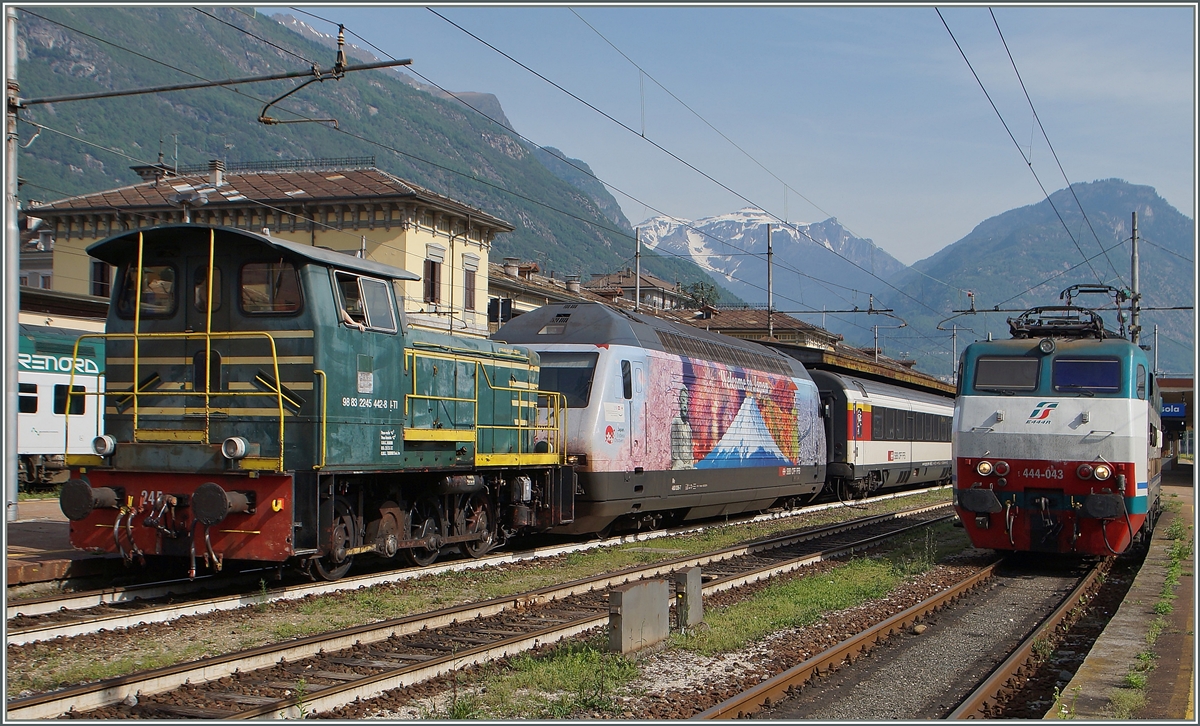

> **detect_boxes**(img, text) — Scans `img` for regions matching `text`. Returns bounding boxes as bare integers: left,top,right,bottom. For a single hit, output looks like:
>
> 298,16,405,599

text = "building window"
424,244,446,305
91,261,111,298
462,253,479,313
464,269,476,312
423,259,441,304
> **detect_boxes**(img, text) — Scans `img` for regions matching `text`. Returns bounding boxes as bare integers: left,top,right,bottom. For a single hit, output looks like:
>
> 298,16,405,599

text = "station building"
20,157,511,338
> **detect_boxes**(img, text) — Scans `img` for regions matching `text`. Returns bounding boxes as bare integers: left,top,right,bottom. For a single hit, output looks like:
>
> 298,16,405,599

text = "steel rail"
948,560,1106,719
7,486,947,643
694,561,1000,719
233,510,953,720
6,504,949,720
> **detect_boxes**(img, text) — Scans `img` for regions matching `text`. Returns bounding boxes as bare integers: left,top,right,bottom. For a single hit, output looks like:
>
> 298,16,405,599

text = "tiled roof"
488,263,608,303
584,269,678,292
29,167,513,230
699,308,827,333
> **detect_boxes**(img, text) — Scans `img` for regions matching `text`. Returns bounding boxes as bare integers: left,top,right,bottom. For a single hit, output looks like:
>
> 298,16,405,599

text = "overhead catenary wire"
191,7,316,66
280,8,897,318
265,7,945,336
568,8,977,300
425,7,949,321
292,8,944,348
936,7,1109,289
989,8,1125,288
20,8,949,354
288,7,881,306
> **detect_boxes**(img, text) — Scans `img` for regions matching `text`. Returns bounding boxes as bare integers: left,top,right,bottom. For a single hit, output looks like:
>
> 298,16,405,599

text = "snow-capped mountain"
639,209,908,313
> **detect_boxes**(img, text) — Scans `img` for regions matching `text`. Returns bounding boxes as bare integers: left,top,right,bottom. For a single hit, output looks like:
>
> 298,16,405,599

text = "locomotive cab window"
974,356,1039,392
334,271,397,333
240,261,302,314
1053,358,1121,394
536,351,599,407
116,264,177,318
193,266,222,312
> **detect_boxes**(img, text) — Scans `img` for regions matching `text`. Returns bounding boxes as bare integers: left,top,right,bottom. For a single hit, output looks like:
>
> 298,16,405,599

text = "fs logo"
1026,401,1058,424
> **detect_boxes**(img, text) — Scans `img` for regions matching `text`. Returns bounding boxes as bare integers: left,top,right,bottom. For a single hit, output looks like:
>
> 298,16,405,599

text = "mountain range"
14,7,1193,376
638,208,907,316
13,6,732,299
648,181,1193,378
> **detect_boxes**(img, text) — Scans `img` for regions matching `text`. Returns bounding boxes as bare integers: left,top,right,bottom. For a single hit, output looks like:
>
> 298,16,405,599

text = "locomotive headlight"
993,461,1010,477
976,461,993,476
221,436,249,460
92,435,117,457
1038,338,1056,354
1077,464,1094,479
1093,464,1112,481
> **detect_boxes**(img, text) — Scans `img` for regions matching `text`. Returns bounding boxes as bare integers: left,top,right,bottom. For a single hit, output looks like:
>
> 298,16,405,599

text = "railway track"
948,561,1107,719
7,486,945,646
6,502,950,720
693,557,1106,720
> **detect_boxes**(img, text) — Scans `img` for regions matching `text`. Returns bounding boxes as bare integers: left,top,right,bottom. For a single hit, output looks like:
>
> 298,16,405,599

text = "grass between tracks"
414,522,965,719
6,490,951,697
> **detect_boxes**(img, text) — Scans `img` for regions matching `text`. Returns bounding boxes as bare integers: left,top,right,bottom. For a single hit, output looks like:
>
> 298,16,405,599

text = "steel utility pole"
1130,211,1141,344
3,12,411,522
767,224,774,340
951,325,958,381
634,228,641,312
1154,324,1159,376
4,6,19,521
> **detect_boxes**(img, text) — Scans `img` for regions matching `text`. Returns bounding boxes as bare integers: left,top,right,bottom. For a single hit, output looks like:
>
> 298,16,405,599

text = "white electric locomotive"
495,303,828,534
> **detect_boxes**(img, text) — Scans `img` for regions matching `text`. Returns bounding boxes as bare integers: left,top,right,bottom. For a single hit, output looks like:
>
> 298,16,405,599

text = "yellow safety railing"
64,229,290,472
404,349,566,467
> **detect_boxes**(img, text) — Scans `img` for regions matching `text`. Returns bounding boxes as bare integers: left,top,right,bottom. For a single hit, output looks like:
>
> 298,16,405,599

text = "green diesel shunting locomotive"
60,224,572,580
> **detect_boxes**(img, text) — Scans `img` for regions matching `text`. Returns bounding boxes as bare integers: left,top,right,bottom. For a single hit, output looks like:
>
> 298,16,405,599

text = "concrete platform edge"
1046,470,1195,720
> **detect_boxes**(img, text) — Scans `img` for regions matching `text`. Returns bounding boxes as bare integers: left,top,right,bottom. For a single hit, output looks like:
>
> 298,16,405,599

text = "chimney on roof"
503,257,520,277
566,275,581,294
130,164,172,183
209,159,225,187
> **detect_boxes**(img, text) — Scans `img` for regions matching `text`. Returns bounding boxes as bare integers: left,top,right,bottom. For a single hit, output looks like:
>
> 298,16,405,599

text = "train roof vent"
1007,306,1108,340
538,312,571,335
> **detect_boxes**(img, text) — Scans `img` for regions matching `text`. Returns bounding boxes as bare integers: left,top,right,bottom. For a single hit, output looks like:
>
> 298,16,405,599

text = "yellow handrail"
75,329,290,472
405,349,567,464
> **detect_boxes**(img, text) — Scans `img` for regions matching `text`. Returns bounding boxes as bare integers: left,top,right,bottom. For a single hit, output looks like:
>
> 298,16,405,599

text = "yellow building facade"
22,158,512,338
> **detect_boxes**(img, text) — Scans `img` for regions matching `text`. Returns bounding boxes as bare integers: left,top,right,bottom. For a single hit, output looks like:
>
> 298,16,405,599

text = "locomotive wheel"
459,493,495,559
313,496,356,581
404,497,442,567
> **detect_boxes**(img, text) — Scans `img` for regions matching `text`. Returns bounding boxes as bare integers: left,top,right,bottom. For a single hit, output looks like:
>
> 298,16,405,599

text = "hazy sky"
282,4,1195,266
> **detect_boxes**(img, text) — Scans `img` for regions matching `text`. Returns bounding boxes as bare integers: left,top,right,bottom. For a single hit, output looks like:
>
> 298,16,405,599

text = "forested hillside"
14,6,733,296
887,179,1194,376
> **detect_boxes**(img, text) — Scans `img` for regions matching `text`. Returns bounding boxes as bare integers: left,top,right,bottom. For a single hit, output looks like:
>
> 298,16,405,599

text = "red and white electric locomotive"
953,306,1163,555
